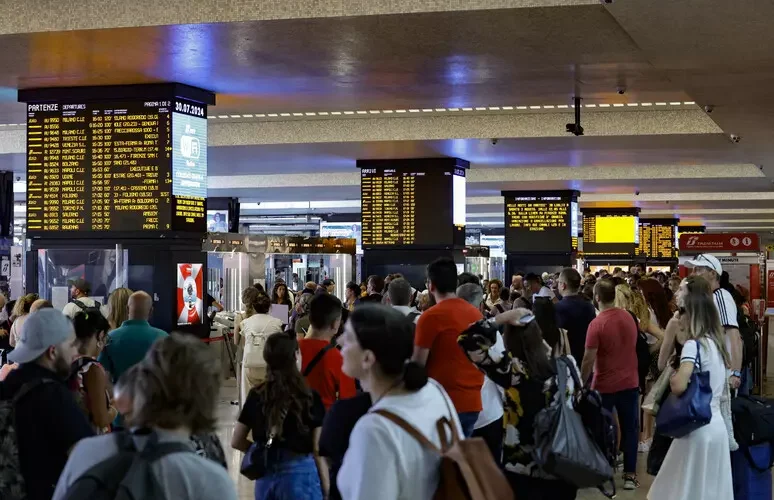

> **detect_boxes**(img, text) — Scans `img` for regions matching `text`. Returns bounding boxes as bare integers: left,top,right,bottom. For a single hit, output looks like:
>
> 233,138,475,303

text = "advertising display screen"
206,210,229,233
637,219,678,259
176,262,203,326
358,158,468,249
582,211,640,255
503,191,579,253
25,97,207,235
319,221,362,254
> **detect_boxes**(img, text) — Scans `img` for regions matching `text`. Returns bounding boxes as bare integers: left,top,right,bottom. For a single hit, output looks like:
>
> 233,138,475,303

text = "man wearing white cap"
684,253,744,389
0,308,93,499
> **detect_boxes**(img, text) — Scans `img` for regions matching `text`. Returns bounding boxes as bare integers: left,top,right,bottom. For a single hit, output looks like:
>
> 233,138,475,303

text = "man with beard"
0,308,93,500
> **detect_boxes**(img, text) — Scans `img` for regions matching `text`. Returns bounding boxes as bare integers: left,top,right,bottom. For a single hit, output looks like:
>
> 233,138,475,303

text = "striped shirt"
713,288,738,329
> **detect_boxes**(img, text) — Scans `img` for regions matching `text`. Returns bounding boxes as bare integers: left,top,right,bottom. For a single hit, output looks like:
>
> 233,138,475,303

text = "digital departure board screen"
358,158,468,249
582,211,640,255
637,219,678,259
502,190,579,253
24,96,208,235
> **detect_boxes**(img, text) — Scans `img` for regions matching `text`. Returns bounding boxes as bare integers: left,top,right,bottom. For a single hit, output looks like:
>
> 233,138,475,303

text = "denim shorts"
254,453,322,500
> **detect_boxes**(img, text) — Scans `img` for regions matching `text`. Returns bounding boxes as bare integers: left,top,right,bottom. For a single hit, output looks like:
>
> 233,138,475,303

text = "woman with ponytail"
232,332,328,500
336,304,463,500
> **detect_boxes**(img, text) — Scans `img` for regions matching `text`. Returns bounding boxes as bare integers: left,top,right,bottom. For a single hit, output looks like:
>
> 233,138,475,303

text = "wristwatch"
731,370,742,378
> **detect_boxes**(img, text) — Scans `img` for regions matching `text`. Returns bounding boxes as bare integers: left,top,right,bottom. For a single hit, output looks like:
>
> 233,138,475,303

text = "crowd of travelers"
0,253,760,499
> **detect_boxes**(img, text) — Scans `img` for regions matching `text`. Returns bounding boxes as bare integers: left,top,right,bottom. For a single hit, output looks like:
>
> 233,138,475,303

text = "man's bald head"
128,291,153,320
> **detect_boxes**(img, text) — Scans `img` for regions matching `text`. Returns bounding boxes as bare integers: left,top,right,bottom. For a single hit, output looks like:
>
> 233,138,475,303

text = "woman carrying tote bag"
647,275,733,500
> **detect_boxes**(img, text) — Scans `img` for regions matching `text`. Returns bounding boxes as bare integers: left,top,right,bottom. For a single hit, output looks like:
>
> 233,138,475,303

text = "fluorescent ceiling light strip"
217,115,229,119
280,113,291,117
684,101,696,105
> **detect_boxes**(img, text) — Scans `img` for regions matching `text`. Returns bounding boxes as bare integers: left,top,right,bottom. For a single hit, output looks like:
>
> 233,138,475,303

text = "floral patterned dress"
458,319,580,479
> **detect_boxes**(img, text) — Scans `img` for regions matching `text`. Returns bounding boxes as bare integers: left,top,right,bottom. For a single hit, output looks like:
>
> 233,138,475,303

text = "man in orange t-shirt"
413,258,484,437
299,293,357,409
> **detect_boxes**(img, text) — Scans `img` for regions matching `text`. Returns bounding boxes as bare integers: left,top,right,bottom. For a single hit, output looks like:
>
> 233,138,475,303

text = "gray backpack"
62,430,193,500
0,379,52,500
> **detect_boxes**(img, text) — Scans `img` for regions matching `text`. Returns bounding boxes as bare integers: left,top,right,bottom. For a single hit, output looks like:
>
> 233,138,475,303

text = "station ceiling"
2,0,774,239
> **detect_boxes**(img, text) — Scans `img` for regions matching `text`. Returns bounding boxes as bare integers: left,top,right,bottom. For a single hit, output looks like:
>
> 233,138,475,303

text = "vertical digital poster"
177,262,203,325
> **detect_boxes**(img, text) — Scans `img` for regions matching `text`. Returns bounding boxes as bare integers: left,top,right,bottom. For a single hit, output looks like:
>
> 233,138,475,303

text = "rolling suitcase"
731,443,773,500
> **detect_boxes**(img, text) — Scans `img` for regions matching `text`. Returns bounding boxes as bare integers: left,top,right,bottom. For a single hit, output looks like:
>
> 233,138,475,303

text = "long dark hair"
255,333,312,437
272,282,292,306
533,297,560,350
638,278,671,329
503,321,555,381
348,305,427,390
72,308,110,355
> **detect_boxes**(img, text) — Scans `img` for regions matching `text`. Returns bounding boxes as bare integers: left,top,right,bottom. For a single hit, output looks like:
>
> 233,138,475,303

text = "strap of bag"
73,300,89,311
429,379,462,450
372,409,441,453
303,344,335,377
12,378,53,405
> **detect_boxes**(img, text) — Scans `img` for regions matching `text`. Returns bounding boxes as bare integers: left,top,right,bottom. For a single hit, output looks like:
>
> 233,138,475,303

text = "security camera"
730,134,741,144
491,138,499,145
704,105,714,113
15,176,20,182
635,190,640,196
617,86,626,95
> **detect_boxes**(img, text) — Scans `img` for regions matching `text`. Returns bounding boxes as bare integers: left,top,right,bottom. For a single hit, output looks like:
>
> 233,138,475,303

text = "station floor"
215,378,654,500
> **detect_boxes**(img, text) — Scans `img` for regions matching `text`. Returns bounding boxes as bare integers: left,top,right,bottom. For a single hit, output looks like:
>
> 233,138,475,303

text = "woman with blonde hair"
106,287,133,331
647,275,733,500
9,293,39,347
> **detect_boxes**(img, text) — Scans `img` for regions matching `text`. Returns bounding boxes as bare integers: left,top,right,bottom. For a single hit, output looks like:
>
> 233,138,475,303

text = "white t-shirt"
338,380,463,500
474,332,505,430
62,297,98,319
713,288,738,329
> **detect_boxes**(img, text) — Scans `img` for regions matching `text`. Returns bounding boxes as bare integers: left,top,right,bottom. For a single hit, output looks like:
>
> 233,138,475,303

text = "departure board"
637,220,678,259
358,158,468,249
24,95,208,235
582,211,640,255
503,191,579,253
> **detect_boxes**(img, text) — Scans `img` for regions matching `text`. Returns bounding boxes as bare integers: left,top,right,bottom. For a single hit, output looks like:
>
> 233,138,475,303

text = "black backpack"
61,430,193,500
627,311,651,391
731,395,774,472
0,379,53,500
737,310,759,368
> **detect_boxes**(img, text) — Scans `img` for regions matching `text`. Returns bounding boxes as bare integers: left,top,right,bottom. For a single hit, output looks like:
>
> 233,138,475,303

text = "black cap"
322,279,335,287
524,272,542,284
67,278,91,294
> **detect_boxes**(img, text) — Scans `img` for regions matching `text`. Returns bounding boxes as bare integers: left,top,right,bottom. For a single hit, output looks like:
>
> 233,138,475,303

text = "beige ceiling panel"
209,109,722,147
0,0,597,34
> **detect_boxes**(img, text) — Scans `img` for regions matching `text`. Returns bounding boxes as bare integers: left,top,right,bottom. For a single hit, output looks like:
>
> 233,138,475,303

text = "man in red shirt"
581,278,640,491
412,258,484,437
299,294,357,409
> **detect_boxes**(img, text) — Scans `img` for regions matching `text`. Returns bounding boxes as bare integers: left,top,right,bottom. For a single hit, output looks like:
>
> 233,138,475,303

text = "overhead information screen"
582,210,640,255
21,85,212,236
502,190,579,253
637,219,678,259
358,158,469,249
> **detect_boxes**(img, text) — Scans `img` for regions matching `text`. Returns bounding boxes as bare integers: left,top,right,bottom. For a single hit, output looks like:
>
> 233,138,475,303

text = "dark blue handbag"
656,340,713,438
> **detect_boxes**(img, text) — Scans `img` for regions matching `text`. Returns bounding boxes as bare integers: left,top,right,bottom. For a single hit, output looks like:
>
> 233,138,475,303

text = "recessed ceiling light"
557,104,569,109
502,106,514,110
435,108,447,112
268,113,278,117
670,101,682,105
488,106,501,111
356,111,367,115
543,105,555,109
305,112,316,116
656,102,667,106
585,104,597,108
598,104,610,108
368,110,380,114
242,114,254,118
641,102,653,106
475,107,487,111
613,103,625,107
684,101,696,105
517,106,528,110
395,109,407,113
462,107,474,111
627,103,639,107
529,105,541,109
217,115,229,119
281,113,291,117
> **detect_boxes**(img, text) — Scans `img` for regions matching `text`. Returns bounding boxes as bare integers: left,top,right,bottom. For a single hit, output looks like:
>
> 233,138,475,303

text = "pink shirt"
585,308,639,393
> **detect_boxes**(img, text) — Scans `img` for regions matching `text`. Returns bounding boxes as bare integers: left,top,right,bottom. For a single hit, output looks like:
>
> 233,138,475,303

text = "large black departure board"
637,219,678,259
358,158,469,249
503,190,579,253
21,85,213,236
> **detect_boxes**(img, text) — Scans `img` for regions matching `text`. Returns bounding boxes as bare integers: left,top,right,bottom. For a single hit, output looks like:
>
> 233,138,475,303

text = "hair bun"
403,360,428,391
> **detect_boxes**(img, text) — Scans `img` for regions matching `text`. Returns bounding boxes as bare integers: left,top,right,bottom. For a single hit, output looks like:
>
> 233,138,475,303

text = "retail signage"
716,256,760,265
678,233,760,252
176,263,203,325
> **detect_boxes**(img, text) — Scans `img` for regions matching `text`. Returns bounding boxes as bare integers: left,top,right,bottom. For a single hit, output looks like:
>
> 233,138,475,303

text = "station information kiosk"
20,84,215,335
358,158,468,290
580,207,641,273
636,218,679,272
501,190,579,275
